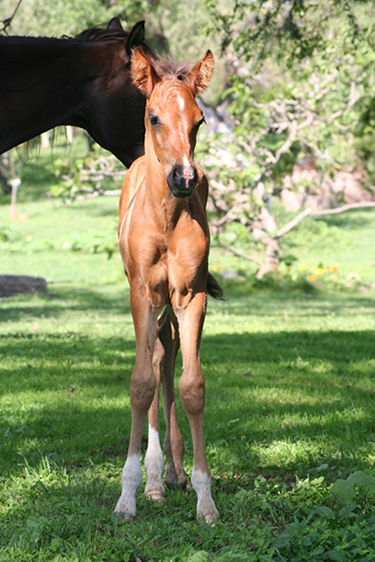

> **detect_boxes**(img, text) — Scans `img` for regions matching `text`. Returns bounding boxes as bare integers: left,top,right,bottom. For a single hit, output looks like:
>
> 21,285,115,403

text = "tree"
201,0,375,276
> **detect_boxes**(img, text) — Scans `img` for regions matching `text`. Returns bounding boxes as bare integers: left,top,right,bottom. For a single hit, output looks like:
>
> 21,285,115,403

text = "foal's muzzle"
167,164,199,198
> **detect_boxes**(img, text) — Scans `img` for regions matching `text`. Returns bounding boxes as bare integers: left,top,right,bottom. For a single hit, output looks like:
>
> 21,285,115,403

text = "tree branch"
215,239,263,267
311,201,375,216
1,0,23,34
275,208,312,239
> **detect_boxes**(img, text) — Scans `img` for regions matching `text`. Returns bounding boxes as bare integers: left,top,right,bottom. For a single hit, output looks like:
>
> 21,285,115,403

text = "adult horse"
0,18,147,167
117,47,221,523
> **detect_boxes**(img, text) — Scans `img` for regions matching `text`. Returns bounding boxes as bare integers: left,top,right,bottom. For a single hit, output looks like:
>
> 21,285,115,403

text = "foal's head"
131,48,214,198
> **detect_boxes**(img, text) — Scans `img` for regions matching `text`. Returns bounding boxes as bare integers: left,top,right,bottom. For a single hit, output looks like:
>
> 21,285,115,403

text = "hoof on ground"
201,512,220,526
144,490,165,502
114,511,135,523
165,466,187,489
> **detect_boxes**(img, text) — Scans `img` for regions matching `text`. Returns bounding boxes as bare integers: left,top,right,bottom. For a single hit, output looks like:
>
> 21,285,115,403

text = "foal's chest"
125,212,209,310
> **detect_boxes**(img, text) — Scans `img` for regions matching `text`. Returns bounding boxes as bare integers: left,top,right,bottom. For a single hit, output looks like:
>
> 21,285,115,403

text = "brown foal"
116,47,219,523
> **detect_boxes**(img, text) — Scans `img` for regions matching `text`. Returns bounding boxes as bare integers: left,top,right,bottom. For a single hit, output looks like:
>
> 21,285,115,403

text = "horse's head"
80,19,148,168
131,48,214,198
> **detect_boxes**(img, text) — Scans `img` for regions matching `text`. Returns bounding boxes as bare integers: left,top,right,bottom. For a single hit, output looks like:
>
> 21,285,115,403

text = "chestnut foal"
116,47,219,523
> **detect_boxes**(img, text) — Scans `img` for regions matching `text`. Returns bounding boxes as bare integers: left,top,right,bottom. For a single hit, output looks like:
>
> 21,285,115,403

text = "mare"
117,47,222,523
0,18,148,168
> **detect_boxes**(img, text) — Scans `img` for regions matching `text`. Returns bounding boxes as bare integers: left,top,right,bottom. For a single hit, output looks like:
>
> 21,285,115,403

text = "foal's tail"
207,272,224,300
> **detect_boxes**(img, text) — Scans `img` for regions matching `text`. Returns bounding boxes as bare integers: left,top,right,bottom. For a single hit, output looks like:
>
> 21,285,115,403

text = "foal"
116,48,219,523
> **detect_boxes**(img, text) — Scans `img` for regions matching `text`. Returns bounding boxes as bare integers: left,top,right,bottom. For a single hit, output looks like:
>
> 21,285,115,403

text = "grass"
1,150,375,561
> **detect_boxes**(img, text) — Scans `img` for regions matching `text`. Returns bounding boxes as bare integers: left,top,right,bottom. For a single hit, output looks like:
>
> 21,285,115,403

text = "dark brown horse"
116,48,221,523
0,18,147,167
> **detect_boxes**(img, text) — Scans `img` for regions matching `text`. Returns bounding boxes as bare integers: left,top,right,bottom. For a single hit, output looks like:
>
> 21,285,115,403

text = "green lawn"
1,162,375,561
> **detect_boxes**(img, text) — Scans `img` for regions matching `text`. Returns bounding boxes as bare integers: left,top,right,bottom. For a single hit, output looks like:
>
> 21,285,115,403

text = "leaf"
315,506,335,519
327,550,346,562
331,471,375,505
187,552,210,562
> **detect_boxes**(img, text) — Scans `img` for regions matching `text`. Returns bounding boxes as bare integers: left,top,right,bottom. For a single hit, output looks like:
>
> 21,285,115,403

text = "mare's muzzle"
167,164,199,198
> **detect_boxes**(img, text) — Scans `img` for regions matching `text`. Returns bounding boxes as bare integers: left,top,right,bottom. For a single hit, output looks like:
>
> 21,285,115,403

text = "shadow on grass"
1,324,374,477
2,281,375,323
0,285,132,321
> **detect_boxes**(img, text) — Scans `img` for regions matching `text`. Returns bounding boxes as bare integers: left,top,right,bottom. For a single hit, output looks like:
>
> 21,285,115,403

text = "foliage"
198,0,375,275
50,146,124,202
1,0,149,37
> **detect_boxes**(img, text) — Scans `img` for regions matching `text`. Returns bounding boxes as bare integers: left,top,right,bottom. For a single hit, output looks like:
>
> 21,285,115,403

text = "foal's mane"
147,53,192,84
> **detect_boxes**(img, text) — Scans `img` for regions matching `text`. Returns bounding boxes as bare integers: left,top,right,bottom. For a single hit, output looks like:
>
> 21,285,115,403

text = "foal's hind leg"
144,336,165,501
115,286,159,520
158,307,187,488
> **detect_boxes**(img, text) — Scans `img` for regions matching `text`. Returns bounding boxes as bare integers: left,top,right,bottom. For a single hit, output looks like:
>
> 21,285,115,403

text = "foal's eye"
149,114,161,127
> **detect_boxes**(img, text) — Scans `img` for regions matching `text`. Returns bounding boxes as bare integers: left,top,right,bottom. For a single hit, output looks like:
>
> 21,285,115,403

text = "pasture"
1,153,375,560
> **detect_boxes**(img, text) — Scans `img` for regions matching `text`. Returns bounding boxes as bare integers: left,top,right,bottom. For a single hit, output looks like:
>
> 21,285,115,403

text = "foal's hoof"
145,489,165,502
165,465,188,489
114,495,137,522
114,511,136,523
201,512,220,526
197,501,220,526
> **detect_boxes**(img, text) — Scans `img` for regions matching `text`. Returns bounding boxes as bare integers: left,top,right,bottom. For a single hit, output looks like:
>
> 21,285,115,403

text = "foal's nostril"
167,164,198,197
172,166,182,185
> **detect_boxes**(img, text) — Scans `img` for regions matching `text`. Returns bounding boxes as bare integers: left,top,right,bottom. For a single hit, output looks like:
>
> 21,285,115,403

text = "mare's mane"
0,24,130,44
73,25,130,43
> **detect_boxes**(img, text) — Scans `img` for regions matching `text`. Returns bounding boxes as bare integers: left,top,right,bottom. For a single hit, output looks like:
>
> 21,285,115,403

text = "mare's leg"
176,292,219,523
158,307,187,488
115,285,159,520
144,336,165,500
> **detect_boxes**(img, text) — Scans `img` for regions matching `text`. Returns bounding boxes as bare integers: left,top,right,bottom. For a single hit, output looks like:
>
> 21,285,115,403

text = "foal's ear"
126,20,145,56
189,50,214,95
131,47,159,97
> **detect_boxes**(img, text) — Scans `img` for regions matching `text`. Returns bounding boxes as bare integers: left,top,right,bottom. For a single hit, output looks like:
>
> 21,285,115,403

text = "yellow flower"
298,264,309,271
213,265,221,271
270,263,278,270
332,266,338,273
325,265,332,270
309,274,317,282
315,267,324,276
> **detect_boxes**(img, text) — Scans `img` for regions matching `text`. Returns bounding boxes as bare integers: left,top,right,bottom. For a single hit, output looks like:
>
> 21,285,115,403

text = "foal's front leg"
176,292,219,523
115,285,160,520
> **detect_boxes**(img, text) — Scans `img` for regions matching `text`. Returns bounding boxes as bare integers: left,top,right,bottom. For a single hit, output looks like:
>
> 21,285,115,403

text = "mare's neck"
0,37,113,152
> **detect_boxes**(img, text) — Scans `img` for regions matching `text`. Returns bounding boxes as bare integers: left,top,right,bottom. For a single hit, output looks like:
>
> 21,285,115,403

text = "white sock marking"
191,468,219,523
145,425,165,498
114,454,142,517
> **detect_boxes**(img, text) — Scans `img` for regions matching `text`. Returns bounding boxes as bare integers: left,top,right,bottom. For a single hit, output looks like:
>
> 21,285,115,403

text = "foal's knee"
130,371,157,412
179,372,205,415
